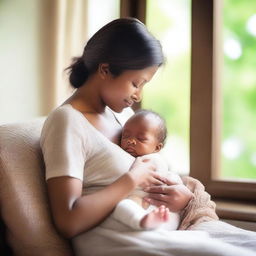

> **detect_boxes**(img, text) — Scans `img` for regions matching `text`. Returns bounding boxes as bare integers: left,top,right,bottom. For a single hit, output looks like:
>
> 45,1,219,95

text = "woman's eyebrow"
135,78,147,84
141,78,148,83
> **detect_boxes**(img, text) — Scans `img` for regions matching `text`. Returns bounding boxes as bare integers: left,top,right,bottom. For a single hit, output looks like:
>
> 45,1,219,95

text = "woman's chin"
108,104,126,113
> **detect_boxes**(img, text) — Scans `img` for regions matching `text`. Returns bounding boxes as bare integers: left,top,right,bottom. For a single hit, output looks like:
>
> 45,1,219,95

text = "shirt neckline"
61,104,124,150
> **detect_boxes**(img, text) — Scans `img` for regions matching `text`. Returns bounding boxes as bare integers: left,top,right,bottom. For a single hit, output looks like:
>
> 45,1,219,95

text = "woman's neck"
64,77,106,115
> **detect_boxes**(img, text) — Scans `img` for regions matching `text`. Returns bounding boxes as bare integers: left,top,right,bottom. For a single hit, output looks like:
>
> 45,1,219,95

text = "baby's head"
121,109,167,157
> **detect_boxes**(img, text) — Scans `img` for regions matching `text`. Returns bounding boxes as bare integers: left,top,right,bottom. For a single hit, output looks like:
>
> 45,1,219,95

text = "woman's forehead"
121,66,158,80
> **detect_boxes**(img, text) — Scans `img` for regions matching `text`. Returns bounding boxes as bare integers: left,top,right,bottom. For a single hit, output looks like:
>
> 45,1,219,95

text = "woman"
41,17,191,236
41,18,255,256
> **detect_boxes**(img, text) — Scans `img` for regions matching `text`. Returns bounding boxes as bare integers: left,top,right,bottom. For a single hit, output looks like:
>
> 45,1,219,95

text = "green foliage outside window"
143,0,191,175
221,0,256,179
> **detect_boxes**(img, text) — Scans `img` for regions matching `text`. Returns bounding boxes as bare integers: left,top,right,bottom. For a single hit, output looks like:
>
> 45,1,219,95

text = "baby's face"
121,115,162,157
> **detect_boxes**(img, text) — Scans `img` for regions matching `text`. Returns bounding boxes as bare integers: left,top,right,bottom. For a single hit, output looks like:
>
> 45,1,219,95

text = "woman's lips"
124,100,133,107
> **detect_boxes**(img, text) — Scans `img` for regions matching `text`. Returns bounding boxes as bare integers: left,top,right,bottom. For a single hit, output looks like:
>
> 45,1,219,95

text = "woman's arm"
47,157,164,238
47,173,135,238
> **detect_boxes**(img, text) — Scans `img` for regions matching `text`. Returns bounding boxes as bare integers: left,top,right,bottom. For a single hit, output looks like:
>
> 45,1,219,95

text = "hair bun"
69,57,89,88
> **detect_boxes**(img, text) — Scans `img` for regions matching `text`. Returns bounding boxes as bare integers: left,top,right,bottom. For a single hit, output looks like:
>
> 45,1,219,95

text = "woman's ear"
98,63,110,79
154,143,163,152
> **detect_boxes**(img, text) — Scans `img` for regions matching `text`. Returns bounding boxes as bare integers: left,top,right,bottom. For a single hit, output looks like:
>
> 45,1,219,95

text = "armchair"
0,118,73,256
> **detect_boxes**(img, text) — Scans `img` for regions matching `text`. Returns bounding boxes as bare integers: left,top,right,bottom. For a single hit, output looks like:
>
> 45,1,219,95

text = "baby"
111,109,183,230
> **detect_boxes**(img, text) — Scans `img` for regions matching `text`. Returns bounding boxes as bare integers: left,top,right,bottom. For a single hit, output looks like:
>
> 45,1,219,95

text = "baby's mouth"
125,147,137,157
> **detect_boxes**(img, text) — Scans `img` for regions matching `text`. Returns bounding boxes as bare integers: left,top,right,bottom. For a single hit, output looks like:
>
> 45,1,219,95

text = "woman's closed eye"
132,82,139,88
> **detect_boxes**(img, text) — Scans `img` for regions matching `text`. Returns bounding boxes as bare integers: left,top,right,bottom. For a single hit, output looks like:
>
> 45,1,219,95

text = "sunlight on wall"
0,0,120,125
0,0,41,124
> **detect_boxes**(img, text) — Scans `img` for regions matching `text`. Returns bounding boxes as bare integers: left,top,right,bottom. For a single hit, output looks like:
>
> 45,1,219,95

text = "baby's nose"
127,138,136,145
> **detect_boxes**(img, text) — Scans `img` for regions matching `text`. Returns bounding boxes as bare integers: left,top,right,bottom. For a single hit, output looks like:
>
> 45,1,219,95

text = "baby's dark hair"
66,18,164,88
133,109,167,144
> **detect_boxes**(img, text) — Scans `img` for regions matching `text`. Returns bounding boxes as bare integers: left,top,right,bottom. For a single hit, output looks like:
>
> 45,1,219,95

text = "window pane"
143,0,191,175
220,0,256,179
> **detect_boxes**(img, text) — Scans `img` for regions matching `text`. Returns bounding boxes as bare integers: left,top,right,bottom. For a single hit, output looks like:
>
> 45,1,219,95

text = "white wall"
0,0,41,124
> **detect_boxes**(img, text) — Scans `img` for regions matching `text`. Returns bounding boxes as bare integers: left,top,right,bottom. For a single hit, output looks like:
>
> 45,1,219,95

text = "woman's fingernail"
143,187,149,192
144,197,150,202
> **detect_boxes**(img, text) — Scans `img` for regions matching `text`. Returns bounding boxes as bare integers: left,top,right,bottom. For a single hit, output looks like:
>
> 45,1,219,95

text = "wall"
0,0,41,124
0,0,120,125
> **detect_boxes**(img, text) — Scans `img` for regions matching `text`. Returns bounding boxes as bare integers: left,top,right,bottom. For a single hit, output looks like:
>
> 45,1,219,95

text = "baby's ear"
154,143,163,152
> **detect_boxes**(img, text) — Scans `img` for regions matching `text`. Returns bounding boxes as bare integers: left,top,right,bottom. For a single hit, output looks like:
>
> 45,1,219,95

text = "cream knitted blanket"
179,176,219,230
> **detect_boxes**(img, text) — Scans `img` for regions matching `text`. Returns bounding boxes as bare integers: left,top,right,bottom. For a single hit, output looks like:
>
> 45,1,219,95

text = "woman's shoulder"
44,104,86,128
47,104,83,121
41,104,89,138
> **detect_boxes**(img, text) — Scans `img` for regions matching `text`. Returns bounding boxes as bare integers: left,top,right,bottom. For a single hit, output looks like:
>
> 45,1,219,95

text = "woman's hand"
128,157,164,188
143,178,193,212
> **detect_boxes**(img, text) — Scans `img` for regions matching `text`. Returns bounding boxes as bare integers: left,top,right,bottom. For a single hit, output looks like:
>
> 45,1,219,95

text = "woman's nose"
131,90,142,103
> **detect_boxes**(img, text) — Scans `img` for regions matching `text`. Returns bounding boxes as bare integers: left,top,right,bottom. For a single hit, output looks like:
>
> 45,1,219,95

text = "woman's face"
100,65,158,113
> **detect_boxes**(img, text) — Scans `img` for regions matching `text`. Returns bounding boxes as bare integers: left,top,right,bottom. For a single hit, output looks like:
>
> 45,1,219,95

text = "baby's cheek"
120,139,125,147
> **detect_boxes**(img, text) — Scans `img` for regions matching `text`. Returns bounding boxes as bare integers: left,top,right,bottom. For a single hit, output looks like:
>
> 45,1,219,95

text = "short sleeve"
40,106,88,181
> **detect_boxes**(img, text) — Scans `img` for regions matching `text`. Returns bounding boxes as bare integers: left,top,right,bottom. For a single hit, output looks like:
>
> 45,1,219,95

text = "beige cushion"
0,118,73,256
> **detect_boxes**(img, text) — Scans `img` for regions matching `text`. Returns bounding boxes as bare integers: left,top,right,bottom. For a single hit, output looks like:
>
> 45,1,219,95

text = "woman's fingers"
144,184,194,211
143,197,168,208
159,176,179,186
151,173,166,184
144,184,172,194
144,192,169,203
143,185,175,209
151,177,164,185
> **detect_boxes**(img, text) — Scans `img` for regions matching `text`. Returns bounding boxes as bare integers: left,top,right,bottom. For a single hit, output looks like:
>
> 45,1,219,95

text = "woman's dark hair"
67,18,164,88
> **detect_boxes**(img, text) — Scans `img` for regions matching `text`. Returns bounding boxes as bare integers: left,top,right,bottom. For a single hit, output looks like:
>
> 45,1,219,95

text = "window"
123,0,256,206
190,0,256,202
